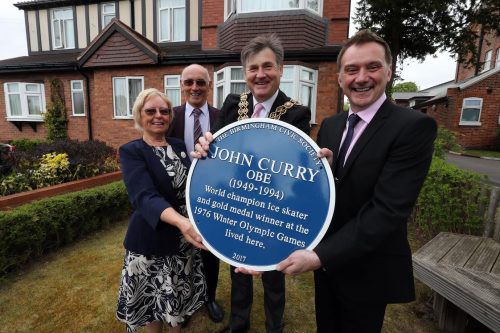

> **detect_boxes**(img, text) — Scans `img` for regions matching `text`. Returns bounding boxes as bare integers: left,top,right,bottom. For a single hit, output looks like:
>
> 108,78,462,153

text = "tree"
44,79,68,141
354,0,500,89
392,81,419,92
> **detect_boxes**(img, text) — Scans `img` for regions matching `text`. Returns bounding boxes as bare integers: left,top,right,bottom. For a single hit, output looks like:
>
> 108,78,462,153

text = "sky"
0,0,456,90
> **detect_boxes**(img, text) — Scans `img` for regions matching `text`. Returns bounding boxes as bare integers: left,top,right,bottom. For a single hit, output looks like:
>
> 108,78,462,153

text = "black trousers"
314,269,387,333
201,249,220,302
229,267,285,333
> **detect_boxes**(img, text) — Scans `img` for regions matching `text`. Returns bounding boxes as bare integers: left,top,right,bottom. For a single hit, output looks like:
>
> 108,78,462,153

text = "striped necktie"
192,108,203,144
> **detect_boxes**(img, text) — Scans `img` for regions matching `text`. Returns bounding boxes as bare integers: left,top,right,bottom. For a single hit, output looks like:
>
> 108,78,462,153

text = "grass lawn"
0,220,439,332
463,150,500,159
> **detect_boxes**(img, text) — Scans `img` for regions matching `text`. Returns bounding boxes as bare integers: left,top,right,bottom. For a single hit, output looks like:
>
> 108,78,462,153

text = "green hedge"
411,157,488,239
0,181,131,276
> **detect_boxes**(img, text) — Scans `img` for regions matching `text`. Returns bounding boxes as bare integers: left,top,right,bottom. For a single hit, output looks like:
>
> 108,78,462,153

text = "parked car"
0,143,15,175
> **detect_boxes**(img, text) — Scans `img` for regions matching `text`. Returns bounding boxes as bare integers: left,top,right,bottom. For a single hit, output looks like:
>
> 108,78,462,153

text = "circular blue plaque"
186,118,335,271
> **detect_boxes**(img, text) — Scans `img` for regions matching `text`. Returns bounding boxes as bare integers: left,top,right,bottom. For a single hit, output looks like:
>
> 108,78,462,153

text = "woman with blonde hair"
116,88,206,333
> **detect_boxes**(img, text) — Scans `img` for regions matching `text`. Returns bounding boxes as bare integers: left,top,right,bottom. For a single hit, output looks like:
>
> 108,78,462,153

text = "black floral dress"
116,145,206,332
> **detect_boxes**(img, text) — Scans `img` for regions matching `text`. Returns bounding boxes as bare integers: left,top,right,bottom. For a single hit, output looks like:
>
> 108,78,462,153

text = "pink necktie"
252,103,265,118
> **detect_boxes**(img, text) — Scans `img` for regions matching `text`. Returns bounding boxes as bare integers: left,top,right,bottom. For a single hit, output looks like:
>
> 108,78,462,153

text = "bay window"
225,0,322,19
4,82,45,120
214,65,318,122
113,77,144,118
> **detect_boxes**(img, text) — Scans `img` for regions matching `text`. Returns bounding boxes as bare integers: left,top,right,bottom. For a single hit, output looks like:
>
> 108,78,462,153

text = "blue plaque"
186,119,335,271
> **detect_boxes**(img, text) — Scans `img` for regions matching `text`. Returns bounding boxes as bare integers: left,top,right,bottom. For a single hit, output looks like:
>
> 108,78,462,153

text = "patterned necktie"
335,113,361,177
252,103,265,118
192,108,203,144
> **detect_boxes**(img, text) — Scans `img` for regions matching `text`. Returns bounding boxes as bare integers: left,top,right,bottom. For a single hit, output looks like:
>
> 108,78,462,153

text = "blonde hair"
132,88,173,132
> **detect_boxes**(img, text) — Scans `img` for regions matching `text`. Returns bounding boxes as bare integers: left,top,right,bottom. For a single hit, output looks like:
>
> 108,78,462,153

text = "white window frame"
214,65,318,123
3,82,46,121
496,48,500,69
481,50,492,73
112,76,144,119
71,80,85,116
164,75,181,107
157,0,186,42
226,0,323,19
51,7,75,49
101,2,116,27
459,97,482,126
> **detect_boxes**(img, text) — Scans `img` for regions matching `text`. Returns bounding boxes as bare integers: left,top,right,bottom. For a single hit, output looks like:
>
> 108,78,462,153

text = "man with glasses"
167,63,224,324
193,34,311,333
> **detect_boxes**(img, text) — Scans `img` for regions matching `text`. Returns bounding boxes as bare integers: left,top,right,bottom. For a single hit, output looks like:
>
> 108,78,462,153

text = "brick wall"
324,0,350,44
201,0,224,49
456,29,500,82
419,72,499,149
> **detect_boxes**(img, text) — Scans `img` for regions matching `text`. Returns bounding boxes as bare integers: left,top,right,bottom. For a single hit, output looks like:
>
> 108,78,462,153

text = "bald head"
181,64,211,108
181,64,210,82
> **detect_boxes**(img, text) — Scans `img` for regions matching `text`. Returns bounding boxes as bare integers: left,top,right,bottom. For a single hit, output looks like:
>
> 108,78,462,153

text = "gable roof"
78,19,160,68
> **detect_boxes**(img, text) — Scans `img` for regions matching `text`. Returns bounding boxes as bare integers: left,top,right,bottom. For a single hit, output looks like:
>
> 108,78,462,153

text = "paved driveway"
445,153,500,186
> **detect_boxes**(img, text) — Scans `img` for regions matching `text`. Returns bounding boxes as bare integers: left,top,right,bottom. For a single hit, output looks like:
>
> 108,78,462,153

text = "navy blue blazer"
119,137,191,256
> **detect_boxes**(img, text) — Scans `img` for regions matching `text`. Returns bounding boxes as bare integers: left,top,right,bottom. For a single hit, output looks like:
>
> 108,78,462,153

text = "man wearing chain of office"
193,33,311,333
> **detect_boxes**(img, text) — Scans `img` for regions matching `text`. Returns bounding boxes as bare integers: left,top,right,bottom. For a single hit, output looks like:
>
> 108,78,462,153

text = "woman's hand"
160,208,206,250
177,217,206,250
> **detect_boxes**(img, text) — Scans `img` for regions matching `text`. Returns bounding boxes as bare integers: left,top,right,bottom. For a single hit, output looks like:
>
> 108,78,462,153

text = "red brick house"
413,29,500,149
0,0,351,148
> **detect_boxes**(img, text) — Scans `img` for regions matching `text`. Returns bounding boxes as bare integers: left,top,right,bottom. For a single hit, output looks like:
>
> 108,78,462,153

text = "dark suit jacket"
213,90,311,135
314,100,437,303
167,103,220,140
119,137,191,256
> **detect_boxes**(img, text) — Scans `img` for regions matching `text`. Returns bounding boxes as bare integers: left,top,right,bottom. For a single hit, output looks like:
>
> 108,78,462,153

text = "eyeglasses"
143,108,171,116
182,79,207,87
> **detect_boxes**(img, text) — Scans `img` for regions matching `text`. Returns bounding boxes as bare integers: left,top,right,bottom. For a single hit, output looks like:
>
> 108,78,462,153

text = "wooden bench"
413,232,500,332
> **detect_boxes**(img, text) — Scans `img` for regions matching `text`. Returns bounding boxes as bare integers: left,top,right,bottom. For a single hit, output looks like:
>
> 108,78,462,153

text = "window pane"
73,92,84,115
173,8,185,41
103,3,115,14
103,14,114,26
241,0,298,11
166,76,179,86
113,78,127,116
461,108,480,122
27,96,42,115
497,49,500,68
8,94,22,116
72,81,82,90
64,19,75,48
6,83,19,93
306,0,319,12
217,71,224,81
217,86,224,108
162,0,185,7
166,89,180,107
54,20,62,47
301,70,313,81
230,82,246,94
464,99,481,107
26,84,40,92
160,9,170,40
230,67,244,80
300,85,312,108
280,82,293,97
129,79,143,115
282,67,294,80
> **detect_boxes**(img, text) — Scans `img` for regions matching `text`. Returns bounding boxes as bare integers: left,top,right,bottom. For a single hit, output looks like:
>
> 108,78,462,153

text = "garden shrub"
433,126,462,159
1,139,119,195
44,79,68,141
9,138,46,151
0,181,131,276
411,157,487,240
